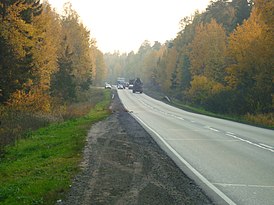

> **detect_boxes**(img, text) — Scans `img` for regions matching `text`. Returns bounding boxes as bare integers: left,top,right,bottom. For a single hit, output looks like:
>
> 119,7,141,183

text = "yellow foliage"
188,75,224,104
189,19,227,83
0,1,34,59
7,83,51,113
226,2,273,110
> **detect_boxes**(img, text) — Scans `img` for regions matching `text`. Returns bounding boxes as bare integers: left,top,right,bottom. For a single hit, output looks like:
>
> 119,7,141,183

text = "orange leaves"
189,19,227,83
225,2,274,112
7,85,51,113
187,76,224,104
226,5,272,89
0,1,34,58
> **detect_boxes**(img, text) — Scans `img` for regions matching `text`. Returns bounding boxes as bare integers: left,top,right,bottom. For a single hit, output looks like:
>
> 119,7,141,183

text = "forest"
0,0,273,150
0,0,107,150
104,0,273,126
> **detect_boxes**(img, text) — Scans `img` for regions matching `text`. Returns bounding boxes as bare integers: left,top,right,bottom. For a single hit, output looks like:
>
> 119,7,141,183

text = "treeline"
0,0,108,150
0,0,107,112
104,0,273,118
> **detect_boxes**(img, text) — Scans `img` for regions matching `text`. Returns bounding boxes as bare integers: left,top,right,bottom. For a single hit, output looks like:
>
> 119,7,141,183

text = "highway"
117,89,274,205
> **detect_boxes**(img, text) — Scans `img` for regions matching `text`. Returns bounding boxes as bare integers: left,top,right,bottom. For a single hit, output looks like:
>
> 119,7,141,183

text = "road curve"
117,89,274,205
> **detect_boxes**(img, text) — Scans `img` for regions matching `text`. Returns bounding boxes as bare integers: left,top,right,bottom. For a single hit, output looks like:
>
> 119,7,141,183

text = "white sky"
47,0,211,53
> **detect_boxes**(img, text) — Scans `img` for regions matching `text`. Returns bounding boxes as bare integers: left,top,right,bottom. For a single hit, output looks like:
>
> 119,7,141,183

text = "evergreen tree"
51,45,76,102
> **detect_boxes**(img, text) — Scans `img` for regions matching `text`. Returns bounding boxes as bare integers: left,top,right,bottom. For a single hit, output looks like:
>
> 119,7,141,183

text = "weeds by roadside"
0,89,111,205
0,88,107,155
244,113,274,127
144,88,274,129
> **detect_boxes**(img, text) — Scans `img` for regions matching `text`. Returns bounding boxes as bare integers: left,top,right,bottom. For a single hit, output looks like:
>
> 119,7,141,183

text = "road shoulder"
61,91,213,205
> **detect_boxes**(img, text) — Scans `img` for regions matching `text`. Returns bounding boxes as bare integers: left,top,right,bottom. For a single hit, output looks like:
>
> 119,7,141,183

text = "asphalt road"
117,89,274,205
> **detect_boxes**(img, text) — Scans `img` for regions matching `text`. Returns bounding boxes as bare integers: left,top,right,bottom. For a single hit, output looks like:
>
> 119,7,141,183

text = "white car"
117,84,124,89
105,83,112,89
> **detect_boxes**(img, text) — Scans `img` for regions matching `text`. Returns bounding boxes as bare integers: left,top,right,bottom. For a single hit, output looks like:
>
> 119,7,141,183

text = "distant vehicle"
117,77,126,88
105,83,112,89
128,79,134,90
117,84,124,89
133,78,143,93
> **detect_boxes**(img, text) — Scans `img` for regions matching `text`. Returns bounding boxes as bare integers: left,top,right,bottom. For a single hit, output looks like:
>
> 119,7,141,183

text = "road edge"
117,91,237,205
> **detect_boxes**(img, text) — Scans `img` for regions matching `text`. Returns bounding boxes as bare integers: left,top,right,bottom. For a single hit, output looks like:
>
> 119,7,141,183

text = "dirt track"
61,91,213,205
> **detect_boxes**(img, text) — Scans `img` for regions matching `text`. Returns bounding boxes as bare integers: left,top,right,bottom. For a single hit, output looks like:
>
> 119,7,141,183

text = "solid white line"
134,115,237,205
225,134,274,153
213,183,274,188
167,139,239,141
259,143,273,149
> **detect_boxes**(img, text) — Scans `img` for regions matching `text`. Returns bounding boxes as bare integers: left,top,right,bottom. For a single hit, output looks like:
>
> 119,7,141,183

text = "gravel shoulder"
61,91,213,205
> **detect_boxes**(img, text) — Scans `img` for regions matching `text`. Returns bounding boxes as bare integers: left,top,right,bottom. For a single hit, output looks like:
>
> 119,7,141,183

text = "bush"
244,113,274,127
0,88,109,155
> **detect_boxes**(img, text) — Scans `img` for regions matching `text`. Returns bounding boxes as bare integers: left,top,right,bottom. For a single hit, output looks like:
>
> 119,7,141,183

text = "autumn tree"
226,0,274,113
189,19,227,83
51,44,76,102
60,2,93,92
92,47,107,86
3,1,64,112
231,0,252,26
171,13,201,98
0,1,36,103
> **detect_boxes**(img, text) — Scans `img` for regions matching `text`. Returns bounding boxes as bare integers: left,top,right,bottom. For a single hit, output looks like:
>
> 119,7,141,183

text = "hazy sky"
47,0,211,53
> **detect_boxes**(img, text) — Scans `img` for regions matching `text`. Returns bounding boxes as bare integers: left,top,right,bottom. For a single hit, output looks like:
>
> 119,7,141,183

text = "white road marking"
209,127,220,132
259,143,273,149
133,115,237,205
225,134,274,153
167,138,239,141
213,183,274,188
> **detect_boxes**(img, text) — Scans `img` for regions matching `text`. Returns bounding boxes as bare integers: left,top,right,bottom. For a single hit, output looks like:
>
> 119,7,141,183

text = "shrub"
244,113,274,127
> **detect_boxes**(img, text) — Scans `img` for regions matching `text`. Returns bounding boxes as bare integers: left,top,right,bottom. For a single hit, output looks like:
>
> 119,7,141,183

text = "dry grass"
0,88,108,155
244,112,274,128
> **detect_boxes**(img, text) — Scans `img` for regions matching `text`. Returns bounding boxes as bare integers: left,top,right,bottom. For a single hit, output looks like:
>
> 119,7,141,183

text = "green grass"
0,90,111,205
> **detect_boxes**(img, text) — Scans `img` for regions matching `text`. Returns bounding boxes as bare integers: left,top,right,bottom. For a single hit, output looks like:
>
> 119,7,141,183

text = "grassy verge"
172,100,273,129
0,90,111,205
145,89,274,129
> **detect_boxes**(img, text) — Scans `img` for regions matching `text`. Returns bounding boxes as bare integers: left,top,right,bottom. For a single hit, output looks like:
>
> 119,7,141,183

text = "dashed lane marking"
209,127,220,132
133,115,237,205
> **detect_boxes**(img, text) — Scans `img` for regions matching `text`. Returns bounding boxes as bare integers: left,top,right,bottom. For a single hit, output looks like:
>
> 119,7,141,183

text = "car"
117,84,124,89
128,84,134,90
105,83,112,89
128,79,134,90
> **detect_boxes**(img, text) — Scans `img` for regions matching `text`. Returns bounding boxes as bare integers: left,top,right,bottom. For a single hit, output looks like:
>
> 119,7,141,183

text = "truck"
133,78,143,93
